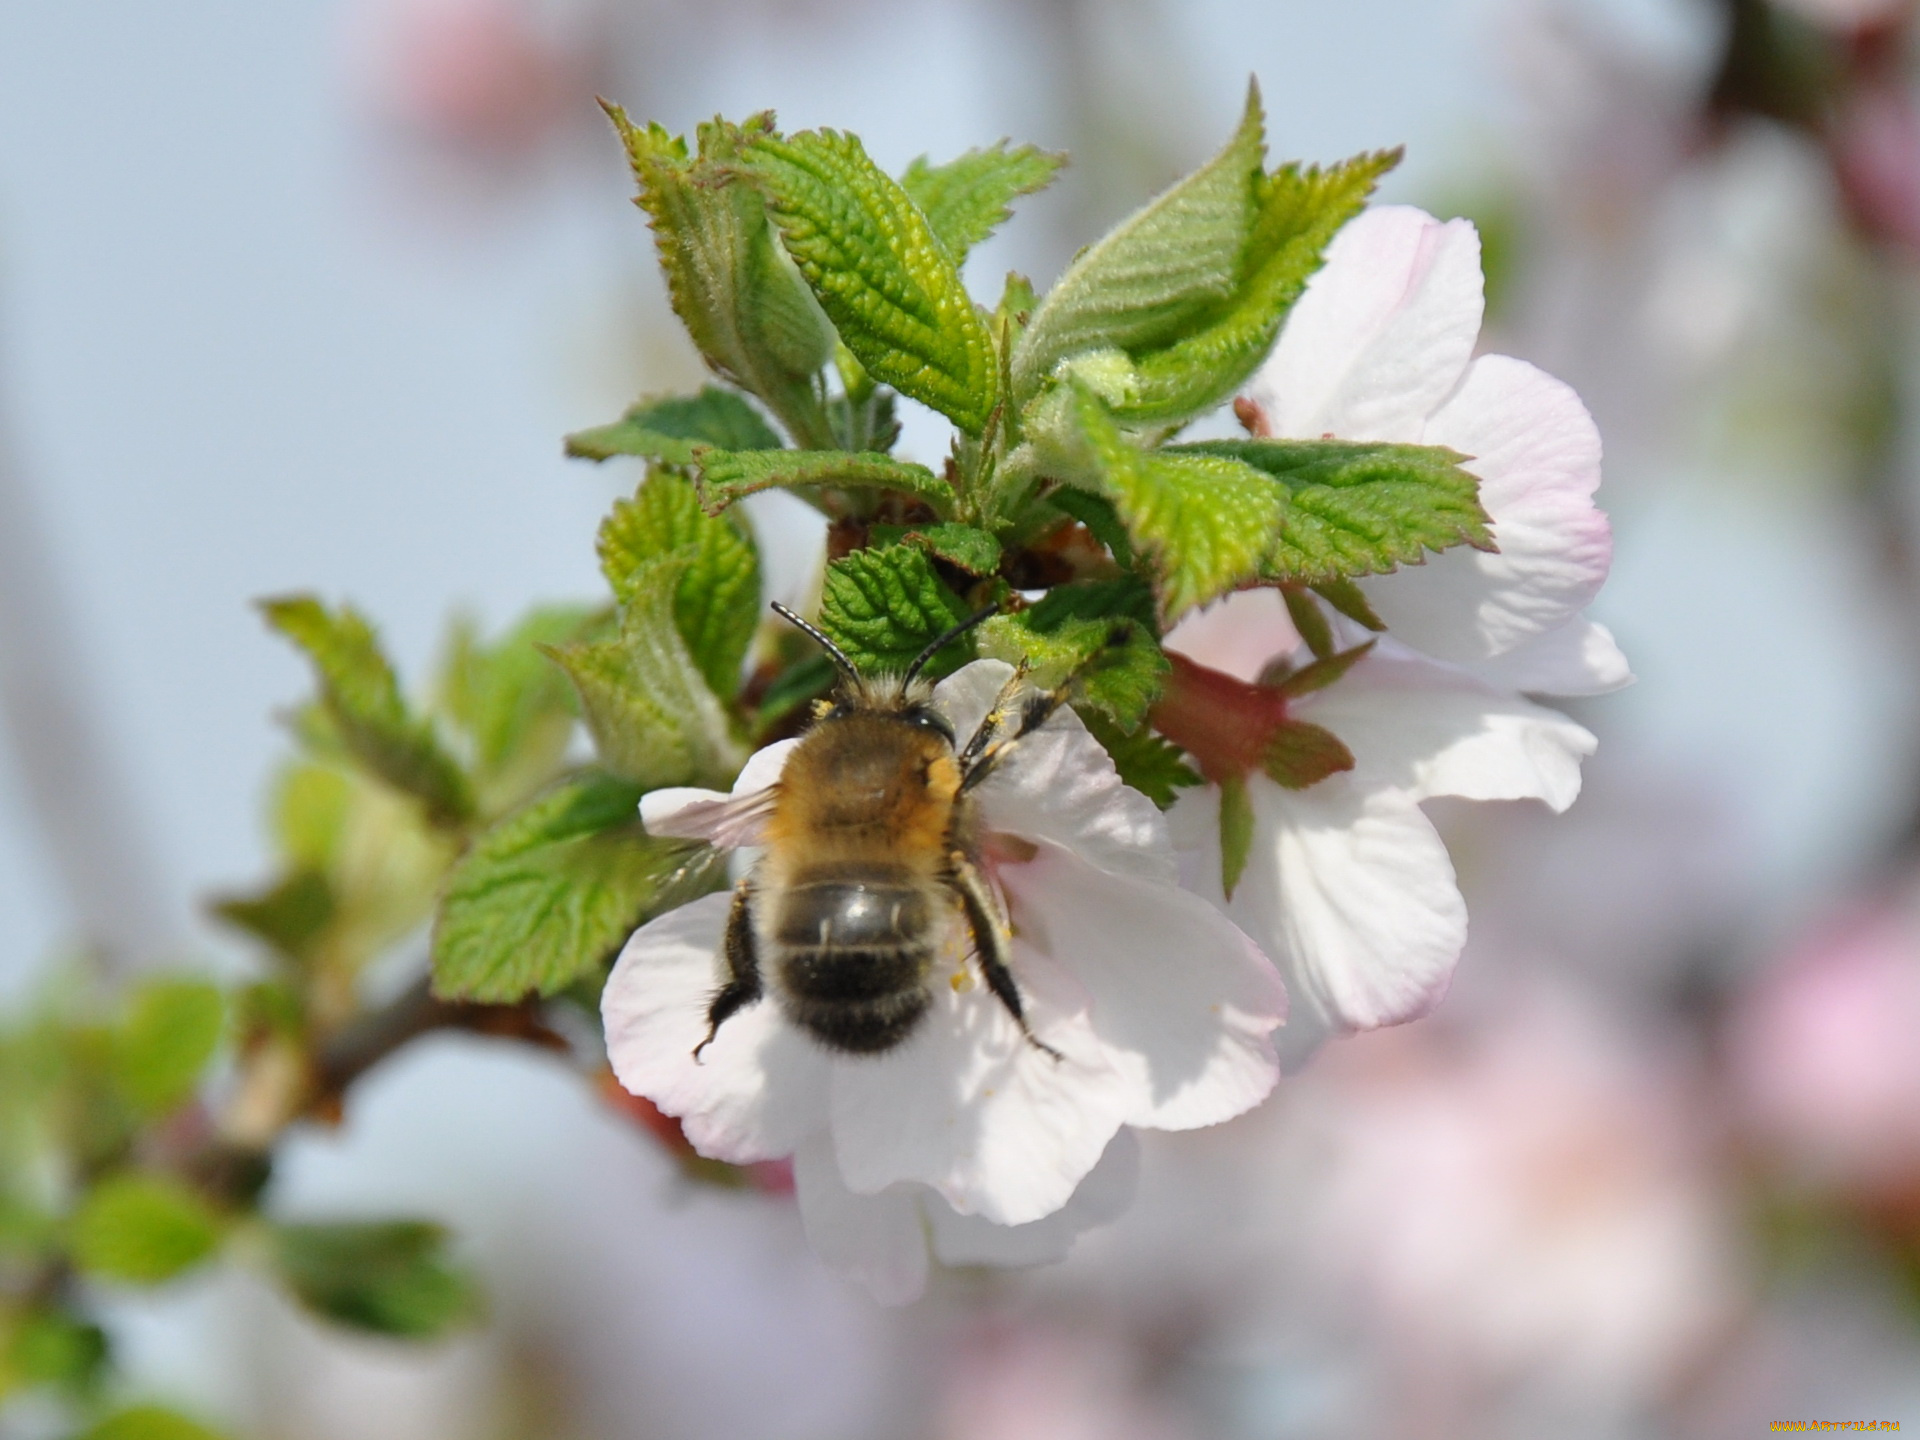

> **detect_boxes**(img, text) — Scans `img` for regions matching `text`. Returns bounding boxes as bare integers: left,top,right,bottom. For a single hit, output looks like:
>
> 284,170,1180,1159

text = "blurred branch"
309,975,570,1107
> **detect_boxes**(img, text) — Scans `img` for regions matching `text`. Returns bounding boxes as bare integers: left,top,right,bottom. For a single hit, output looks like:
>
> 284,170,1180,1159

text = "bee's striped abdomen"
771,875,937,1053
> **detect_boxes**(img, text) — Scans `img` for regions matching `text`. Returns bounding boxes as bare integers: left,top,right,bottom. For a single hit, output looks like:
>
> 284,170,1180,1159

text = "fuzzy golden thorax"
761,708,963,888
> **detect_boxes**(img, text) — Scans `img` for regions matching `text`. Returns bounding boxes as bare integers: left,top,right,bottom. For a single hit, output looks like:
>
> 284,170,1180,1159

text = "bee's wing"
641,785,780,848
638,738,797,849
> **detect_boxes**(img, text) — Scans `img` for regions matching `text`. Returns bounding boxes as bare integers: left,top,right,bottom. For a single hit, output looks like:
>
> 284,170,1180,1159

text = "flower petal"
791,1134,929,1306
1365,354,1612,663
996,841,1285,1131
639,739,801,847
1170,774,1466,1035
1294,640,1596,812
602,891,830,1163
930,659,1015,754
934,660,1176,884
827,914,1131,1226
1466,616,1634,697
976,715,1175,886
1251,206,1483,443
926,1128,1140,1268
1161,587,1300,683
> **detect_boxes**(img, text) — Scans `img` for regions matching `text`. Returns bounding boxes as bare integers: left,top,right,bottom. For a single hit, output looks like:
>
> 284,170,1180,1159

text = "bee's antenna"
770,602,860,684
904,601,1000,685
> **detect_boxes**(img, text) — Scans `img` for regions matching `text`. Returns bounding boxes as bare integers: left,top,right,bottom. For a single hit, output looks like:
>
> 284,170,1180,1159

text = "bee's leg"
694,881,762,1061
956,671,1070,796
949,850,1062,1061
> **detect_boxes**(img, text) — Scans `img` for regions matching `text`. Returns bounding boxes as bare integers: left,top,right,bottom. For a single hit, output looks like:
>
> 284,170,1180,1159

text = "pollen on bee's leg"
944,931,977,992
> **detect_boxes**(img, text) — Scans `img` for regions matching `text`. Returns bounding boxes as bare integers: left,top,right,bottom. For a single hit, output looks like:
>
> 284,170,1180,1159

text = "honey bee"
696,601,1065,1060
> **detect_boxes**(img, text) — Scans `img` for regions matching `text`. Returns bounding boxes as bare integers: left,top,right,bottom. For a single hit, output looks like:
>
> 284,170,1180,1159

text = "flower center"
1150,652,1294,785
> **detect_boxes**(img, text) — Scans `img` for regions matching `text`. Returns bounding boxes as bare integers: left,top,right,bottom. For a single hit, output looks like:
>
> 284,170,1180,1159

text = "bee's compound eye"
904,705,955,743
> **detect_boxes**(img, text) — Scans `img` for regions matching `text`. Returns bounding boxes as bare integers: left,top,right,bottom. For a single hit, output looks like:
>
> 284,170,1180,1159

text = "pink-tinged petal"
1295,641,1596,813
975,711,1174,886
1162,588,1301,683
997,841,1285,1131
926,1129,1139,1268
639,739,800,847
931,659,1015,753
828,916,1131,1226
935,661,1175,885
1252,206,1483,443
602,892,829,1163
1367,355,1613,663
791,1135,929,1306
1169,775,1466,1035
1466,617,1633,697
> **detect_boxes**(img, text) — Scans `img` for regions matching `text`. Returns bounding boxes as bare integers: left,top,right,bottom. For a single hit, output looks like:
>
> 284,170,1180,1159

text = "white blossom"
603,660,1285,1302
1245,203,1628,697
1164,204,1623,1059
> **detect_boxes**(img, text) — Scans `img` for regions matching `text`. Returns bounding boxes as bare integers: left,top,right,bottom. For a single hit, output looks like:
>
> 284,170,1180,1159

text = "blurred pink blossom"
933,1318,1196,1440
1774,0,1913,31
1296,988,1742,1417
350,0,596,158
1828,63,1920,254
1729,900,1920,1203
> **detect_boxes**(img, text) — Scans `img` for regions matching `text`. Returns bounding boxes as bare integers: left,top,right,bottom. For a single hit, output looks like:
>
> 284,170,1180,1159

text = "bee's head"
773,599,998,741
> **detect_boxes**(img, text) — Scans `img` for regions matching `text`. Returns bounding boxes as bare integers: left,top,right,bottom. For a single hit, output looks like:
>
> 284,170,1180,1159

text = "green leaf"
546,559,746,790
437,606,597,813
818,546,971,675
994,270,1038,344
565,386,782,464
0,1192,58,1263
1116,148,1399,424
976,582,1168,732
1264,718,1356,790
7,1309,109,1394
211,870,335,969
113,980,224,1117
1310,576,1386,631
826,382,902,455
1066,389,1283,618
1173,438,1493,583
1077,708,1200,809
260,597,474,829
833,338,876,406
752,653,836,735
1046,486,1133,567
433,771,725,1002
603,106,836,447
1281,585,1334,661
743,128,999,434
1218,773,1254,900
80,1406,231,1440
70,1175,223,1286
1275,640,1374,699
1012,86,1265,402
269,1221,481,1339
900,142,1064,264
599,474,761,698
271,763,353,869
867,522,1003,576
693,447,954,514
252,761,456,977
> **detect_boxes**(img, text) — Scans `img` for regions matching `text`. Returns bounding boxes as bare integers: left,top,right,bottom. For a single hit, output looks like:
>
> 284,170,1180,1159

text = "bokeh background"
5,0,1920,1434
